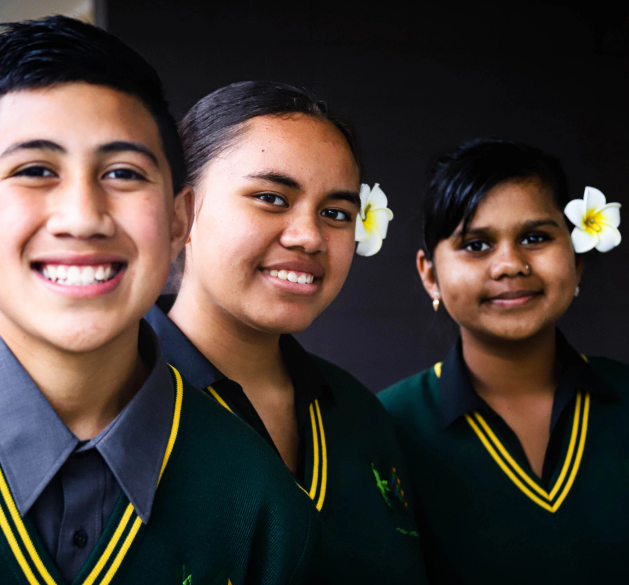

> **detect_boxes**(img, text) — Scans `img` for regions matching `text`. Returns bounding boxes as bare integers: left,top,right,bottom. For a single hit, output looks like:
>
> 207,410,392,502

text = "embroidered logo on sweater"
371,463,409,510
178,565,232,585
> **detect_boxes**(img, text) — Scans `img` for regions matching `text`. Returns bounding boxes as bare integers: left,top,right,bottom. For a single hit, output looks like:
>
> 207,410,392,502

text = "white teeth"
39,263,118,286
67,266,81,285
263,269,315,285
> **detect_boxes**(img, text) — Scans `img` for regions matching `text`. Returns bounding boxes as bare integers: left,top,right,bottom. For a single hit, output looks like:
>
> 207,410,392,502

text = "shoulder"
309,353,389,418
586,355,629,397
378,365,439,417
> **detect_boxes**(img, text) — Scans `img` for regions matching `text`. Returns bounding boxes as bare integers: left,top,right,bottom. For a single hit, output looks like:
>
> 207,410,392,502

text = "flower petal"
359,184,371,219
571,227,598,253
366,208,393,239
594,223,621,252
356,231,383,257
366,183,389,210
584,186,607,213
564,199,586,228
597,203,621,228
355,216,368,241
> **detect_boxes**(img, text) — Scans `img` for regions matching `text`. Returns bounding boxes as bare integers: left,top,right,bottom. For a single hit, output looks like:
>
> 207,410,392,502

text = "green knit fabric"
273,356,426,584
0,372,319,585
379,356,629,585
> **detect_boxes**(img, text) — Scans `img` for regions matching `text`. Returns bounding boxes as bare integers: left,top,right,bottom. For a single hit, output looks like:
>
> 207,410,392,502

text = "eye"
521,232,551,245
255,193,288,207
103,168,147,181
13,166,56,178
464,240,491,253
321,208,351,222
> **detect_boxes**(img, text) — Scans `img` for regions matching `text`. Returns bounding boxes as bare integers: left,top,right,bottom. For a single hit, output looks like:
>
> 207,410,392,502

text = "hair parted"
0,15,185,195
420,137,570,260
179,80,363,186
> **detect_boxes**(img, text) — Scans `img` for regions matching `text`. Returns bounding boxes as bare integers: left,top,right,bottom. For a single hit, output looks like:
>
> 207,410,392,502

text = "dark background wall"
105,1,629,392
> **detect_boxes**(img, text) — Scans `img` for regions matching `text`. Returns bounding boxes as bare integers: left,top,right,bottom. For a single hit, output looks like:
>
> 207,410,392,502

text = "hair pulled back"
420,137,569,260
179,80,363,187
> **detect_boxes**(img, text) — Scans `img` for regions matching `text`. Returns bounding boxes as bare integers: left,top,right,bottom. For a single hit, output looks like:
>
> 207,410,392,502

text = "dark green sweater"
0,367,319,585
380,354,629,585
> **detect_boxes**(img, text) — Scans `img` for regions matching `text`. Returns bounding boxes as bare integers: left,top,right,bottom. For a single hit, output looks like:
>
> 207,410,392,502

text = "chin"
252,314,316,335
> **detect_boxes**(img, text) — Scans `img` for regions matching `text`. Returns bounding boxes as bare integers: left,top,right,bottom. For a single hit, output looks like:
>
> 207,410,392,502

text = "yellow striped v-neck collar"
0,365,184,585
434,357,591,513
208,386,329,512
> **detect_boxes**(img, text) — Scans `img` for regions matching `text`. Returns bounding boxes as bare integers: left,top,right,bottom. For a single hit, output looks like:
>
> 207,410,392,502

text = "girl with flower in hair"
380,137,626,584
146,81,426,584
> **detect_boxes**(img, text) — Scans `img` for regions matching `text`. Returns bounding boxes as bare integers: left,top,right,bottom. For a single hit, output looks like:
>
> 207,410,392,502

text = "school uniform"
0,321,319,585
379,330,629,584
146,298,427,585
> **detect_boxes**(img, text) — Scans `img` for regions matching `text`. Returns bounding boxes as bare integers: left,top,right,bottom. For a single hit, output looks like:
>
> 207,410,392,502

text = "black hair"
420,137,570,260
179,80,363,186
0,15,185,195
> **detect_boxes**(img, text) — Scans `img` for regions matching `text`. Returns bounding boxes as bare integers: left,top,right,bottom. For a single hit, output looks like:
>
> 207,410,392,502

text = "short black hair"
179,80,363,186
0,15,185,195
420,137,570,260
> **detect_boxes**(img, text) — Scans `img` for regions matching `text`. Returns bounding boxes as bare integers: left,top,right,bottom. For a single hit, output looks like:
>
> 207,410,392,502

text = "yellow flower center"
584,211,603,233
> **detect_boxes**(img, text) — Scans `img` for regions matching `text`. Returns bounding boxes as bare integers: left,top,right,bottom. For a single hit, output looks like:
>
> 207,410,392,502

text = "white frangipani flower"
355,183,393,257
564,187,621,253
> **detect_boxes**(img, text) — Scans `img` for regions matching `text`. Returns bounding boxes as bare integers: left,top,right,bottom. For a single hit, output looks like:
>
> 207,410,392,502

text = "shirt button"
73,529,88,549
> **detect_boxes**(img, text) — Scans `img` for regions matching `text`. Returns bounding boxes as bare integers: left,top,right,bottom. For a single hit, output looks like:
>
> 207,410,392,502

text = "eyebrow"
0,140,66,158
98,141,159,167
0,139,159,168
245,170,361,207
456,218,561,238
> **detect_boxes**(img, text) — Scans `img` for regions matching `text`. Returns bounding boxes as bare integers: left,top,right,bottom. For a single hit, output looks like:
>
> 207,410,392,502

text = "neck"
169,281,287,392
0,318,146,441
461,326,558,398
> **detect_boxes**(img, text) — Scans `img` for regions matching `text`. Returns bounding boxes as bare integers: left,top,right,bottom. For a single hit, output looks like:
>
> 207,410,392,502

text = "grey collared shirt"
0,320,174,582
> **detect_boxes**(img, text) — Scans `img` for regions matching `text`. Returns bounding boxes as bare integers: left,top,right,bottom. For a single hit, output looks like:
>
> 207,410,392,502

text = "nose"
489,242,530,279
46,172,115,239
278,208,326,254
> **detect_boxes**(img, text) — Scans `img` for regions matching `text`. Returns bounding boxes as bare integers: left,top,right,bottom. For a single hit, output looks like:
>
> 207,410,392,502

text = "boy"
0,16,319,585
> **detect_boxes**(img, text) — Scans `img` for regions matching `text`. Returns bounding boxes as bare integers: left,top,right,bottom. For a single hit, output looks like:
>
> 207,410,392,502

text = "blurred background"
3,1,628,391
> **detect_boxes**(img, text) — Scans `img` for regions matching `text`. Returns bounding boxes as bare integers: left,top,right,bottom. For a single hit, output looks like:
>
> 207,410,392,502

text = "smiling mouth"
262,268,315,285
34,262,125,286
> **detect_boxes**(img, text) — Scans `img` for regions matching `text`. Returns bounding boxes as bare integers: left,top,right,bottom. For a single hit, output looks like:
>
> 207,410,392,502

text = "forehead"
213,114,360,188
469,179,563,229
0,82,164,157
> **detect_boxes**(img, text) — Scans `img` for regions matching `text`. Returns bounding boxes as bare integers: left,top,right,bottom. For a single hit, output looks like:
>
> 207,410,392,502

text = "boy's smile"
0,83,189,354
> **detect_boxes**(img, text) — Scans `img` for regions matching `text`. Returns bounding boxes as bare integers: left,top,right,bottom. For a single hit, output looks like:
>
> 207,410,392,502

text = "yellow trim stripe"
466,392,590,513
314,400,327,511
0,364,184,585
207,386,234,414
308,403,320,500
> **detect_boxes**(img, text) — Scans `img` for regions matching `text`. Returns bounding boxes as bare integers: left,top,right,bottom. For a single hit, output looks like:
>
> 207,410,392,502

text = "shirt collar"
0,320,174,523
438,329,616,428
145,297,225,389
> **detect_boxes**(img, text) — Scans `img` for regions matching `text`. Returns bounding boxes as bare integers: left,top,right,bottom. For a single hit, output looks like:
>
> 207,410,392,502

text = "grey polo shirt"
0,320,174,583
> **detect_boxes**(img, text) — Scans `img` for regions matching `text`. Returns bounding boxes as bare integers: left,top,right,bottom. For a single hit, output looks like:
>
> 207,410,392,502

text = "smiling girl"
146,81,426,584
379,137,629,584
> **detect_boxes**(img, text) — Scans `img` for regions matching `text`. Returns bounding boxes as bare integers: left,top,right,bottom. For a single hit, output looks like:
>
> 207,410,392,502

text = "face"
418,179,581,344
0,83,190,354
184,114,360,334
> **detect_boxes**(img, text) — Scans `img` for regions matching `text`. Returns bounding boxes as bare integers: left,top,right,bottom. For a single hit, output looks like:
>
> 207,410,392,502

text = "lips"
485,289,542,307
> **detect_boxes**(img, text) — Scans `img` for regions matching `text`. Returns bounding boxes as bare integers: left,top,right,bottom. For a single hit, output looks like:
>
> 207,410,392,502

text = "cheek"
326,232,355,287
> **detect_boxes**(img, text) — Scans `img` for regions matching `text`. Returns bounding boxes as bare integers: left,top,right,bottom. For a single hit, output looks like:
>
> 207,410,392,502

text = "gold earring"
432,293,440,312
574,285,580,298
186,235,191,244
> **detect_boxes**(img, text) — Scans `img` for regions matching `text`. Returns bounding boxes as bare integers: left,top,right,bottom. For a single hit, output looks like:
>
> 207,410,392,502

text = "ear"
416,249,440,300
170,186,195,262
